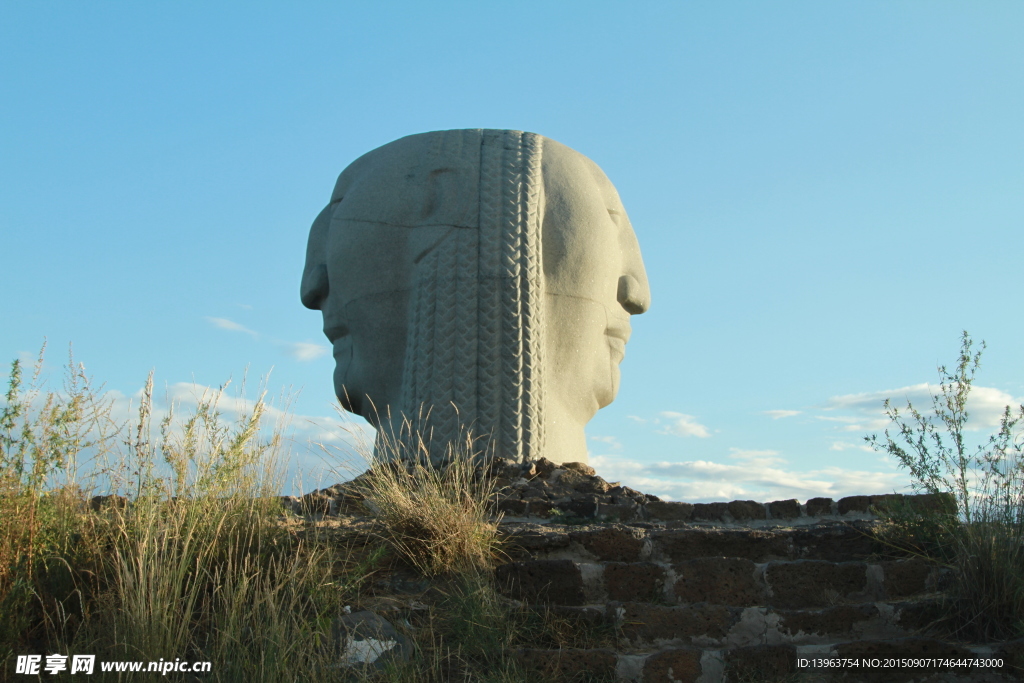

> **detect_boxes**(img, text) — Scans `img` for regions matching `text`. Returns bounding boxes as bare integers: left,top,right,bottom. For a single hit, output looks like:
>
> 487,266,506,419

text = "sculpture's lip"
605,320,631,344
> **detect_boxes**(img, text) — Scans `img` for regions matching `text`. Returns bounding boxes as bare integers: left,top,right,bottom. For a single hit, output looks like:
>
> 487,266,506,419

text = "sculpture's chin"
594,361,620,410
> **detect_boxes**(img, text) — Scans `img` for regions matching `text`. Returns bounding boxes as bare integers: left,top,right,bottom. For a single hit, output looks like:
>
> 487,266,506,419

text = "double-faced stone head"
301,130,649,465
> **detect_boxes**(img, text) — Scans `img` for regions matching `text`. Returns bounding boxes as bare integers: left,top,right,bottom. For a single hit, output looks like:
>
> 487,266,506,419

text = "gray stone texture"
302,130,650,466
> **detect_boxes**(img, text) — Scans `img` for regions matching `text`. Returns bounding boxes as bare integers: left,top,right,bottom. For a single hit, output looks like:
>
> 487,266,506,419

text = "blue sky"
2,2,1022,501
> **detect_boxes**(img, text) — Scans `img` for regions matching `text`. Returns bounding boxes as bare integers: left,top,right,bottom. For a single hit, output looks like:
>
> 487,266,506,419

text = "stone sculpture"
301,129,649,465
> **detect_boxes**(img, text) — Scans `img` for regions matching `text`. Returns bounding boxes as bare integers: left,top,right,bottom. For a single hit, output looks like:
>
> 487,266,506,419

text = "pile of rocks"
285,457,953,526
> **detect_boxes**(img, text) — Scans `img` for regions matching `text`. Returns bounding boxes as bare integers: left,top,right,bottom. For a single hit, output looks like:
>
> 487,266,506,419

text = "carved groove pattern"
399,129,544,465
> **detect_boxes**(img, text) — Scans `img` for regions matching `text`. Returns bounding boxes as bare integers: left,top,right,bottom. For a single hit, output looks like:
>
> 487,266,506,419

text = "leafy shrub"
866,331,1024,640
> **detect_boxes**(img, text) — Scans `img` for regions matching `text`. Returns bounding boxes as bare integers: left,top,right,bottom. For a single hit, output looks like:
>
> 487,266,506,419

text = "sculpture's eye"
331,195,344,205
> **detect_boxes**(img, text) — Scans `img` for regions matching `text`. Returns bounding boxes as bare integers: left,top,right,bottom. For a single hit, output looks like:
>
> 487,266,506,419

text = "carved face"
540,140,650,423
301,131,650,446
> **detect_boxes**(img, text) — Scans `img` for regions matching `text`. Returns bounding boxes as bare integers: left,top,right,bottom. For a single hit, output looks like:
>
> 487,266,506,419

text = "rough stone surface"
301,129,650,466
514,648,617,680
766,560,869,609
655,528,793,563
768,498,801,519
881,559,935,598
838,495,872,514
727,499,766,521
691,502,729,522
645,500,693,521
604,562,665,602
806,497,834,516
641,647,703,683
615,603,736,644
724,644,796,680
791,522,880,561
776,603,880,637
672,558,761,607
570,526,646,562
494,559,585,605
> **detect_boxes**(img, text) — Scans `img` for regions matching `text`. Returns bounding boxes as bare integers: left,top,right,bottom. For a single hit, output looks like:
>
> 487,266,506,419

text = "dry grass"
348,419,505,578
0,344,601,682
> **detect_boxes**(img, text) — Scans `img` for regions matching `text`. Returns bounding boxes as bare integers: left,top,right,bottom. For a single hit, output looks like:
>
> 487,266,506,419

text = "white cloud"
626,415,648,424
822,383,1023,432
830,441,875,453
763,409,801,419
588,452,910,504
205,317,259,339
281,342,331,362
656,411,711,438
589,435,623,450
728,447,787,467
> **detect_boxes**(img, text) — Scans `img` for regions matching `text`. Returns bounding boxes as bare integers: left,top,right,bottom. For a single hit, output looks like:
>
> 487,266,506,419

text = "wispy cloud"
589,435,622,450
656,411,711,438
280,342,331,362
589,452,909,504
763,409,801,420
728,447,787,467
830,441,875,453
205,317,259,339
821,383,1022,432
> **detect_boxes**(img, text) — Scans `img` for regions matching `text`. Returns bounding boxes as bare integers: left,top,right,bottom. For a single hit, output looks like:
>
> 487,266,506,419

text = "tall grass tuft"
866,331,1024,641
350,415,505,578
0,344,360,680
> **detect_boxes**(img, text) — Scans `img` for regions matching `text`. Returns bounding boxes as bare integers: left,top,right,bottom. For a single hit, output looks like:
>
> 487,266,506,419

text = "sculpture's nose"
617,275,648,314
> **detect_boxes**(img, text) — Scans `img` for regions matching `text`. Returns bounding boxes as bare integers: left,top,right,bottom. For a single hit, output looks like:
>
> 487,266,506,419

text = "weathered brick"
497,498,528,515
570,526,646,562
766,560,868,609
906,492,956,515
616,602,736,644
791,522,880,561
641,647,702,683
654,528,793,563
604,562,665,602
868,493,903,514
768,498,801,519
559,496,599,518
724,644,796,680
728,499,766,520
805,497,834,516
597,501,638,522
838,495,872,514
526,499,554,518
645,500,693,521
497,525,572,558
777,603,879,637
495,560,585,605
691,502,729,521
881,559,933,598
514,647,617,680
673,557,761,607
